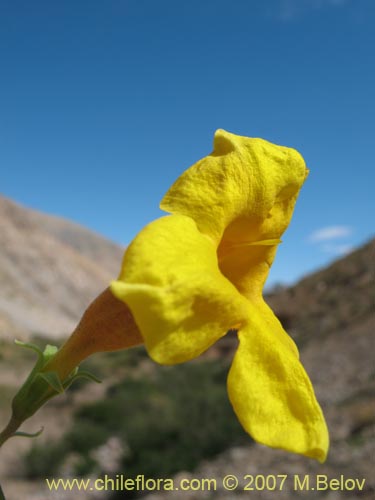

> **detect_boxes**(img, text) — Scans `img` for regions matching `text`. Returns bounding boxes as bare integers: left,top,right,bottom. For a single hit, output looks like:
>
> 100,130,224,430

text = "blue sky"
1,0,374,287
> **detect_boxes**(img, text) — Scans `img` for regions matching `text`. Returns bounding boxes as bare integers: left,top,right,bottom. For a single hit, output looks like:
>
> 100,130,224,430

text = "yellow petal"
227,315,329,462
161,129,308,298
111,214,249,364
161,129,308,245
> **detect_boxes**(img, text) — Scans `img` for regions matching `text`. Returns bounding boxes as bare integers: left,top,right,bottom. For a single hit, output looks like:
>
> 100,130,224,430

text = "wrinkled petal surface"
111,215,249,364
161,129,308,242
161,130,308,298
228,317,329,462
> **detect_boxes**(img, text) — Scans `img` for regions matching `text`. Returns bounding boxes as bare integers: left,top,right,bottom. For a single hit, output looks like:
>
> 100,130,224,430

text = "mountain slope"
0,196,123,340
266,238,374,343
143,240,375,500
0,197,373,500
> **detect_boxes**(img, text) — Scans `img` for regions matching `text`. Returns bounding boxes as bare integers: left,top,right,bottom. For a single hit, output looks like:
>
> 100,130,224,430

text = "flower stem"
0,481,6,500
0,417,21,448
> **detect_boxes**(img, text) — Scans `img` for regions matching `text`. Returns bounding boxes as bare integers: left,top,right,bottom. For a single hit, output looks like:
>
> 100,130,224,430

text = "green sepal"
42,344,59,361
13,427,44,439
36,372,64,394
14,339,44,356
11,341,74,422
14,340,59,375
3,342,101,447
11,341,60,410
67,370,102,386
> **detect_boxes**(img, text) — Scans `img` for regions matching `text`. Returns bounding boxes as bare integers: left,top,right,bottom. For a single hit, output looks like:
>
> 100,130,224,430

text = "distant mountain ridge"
0,195,124,341
1,193,373,346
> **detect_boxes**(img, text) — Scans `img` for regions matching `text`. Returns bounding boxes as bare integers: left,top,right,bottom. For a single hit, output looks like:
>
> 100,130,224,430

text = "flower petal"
160,129,308,298
111,215,249,364
227,315,329,462
160,129,308,245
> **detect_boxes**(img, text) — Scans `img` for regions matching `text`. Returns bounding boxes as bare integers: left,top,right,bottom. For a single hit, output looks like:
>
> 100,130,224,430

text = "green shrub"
24,441,68,478
23,359,249,485
65,421,110,454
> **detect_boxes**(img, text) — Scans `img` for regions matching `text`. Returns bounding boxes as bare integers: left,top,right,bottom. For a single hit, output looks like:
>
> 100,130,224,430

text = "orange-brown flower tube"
43,288,143,380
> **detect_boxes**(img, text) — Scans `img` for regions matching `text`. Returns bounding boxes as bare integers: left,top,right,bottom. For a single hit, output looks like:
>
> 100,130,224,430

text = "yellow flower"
111,129,329,462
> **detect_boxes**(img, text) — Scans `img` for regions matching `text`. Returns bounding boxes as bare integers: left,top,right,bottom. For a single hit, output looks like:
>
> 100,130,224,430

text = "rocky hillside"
143,239,375,500
0,195,123,341
0,196,373,500
267,238,374,345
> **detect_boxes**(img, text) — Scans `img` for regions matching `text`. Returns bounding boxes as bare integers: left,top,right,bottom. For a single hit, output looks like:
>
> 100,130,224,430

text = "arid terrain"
0,195,123,342
0,196,374,500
